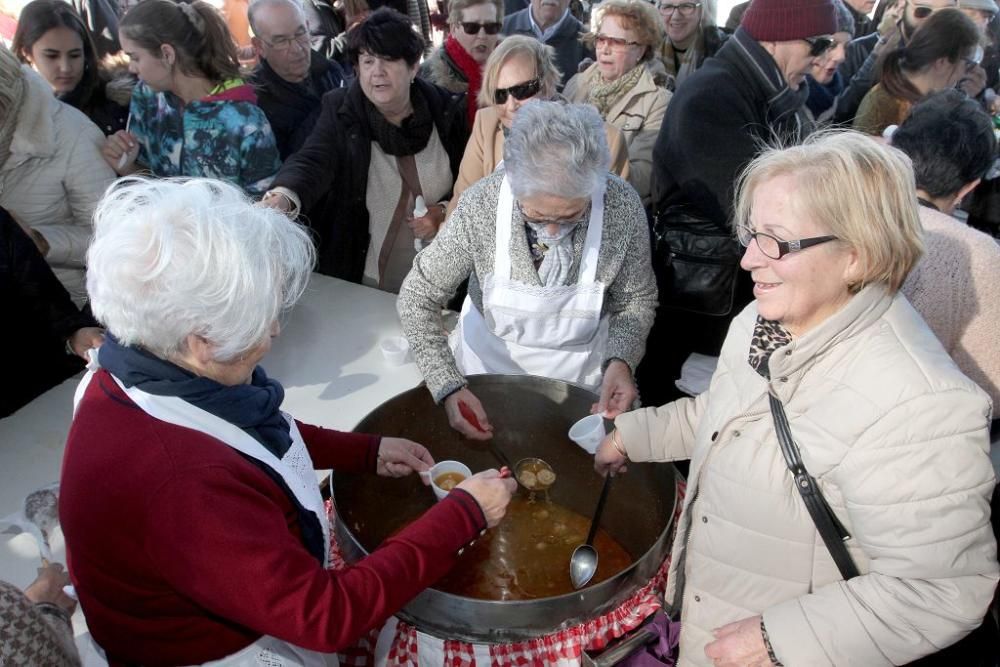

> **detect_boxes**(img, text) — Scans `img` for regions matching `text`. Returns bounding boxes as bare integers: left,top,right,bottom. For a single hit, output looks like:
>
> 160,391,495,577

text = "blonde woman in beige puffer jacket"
597,132,998,667
0,48,115,305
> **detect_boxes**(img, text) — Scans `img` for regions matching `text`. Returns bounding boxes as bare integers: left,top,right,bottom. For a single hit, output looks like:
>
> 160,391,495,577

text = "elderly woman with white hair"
596,131,999,666
398,101,657,440
59,178,515,666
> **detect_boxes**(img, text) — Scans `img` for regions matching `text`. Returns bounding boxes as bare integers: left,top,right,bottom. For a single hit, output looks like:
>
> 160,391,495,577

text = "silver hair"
503,101,611,200
87,177,315,362
248,0,305,34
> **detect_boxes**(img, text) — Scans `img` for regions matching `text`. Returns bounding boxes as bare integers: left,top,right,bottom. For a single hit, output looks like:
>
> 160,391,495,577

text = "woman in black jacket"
1,207,103,416
263,8,469,292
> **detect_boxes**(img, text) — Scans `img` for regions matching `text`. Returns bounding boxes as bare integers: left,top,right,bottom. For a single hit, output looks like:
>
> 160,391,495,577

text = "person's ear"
841,245,863,292
955,178,982,205
184,333,217,366
251,35,265,57
160,44,176,67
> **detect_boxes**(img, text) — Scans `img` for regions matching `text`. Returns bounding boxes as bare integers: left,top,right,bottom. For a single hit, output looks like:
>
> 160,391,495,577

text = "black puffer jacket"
2,208,97,416
270,78,469,281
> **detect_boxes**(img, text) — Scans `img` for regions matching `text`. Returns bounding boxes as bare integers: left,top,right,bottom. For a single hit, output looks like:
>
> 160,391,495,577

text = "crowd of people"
2,0,999,664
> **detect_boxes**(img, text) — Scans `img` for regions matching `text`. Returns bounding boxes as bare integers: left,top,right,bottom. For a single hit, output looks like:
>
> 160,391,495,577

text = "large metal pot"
333,374,678,643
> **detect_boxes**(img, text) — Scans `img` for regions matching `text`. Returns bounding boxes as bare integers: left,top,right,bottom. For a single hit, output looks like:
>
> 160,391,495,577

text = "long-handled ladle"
569,474,613,589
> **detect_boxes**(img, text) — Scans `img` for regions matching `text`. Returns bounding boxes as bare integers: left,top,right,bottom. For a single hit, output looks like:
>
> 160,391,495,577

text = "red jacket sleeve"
296,419,381,473
145,463,485,652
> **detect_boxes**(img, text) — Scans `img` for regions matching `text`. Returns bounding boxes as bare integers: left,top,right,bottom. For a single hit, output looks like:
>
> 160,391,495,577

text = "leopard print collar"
748,316,792,379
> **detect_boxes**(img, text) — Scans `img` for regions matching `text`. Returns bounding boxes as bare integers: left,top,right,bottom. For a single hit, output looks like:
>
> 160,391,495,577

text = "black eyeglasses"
657,2,701,16
493,78,542,104
460,21,502,35
803,35,835,57
259,27,311,51
737,225,838,260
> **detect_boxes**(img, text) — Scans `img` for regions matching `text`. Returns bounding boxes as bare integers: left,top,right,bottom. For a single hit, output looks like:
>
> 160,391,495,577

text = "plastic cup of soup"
429,460,472,501
568,414,606,454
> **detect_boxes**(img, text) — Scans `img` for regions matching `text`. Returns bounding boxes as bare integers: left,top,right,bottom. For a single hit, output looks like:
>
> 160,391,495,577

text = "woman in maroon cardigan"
59,176,516,667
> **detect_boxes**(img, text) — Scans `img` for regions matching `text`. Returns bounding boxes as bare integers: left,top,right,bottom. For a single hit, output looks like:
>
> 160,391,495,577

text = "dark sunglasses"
493,78,542,105
912,4,935,18
803,35,835,57
460,21,502,35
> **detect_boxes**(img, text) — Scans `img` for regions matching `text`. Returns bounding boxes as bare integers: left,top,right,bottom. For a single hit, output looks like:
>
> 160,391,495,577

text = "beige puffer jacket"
0,67,115,304
564,63,671,206
615,286,998,667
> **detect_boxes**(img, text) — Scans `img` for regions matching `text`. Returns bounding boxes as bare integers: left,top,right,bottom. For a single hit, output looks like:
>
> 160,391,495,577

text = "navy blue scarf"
99,334,292,457
806,71,844,120
99,335,326,564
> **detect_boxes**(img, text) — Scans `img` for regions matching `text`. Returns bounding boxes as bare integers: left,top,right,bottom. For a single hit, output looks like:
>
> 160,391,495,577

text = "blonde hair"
447,0,504,26
478,35,561,108
734,131,923,293
587,0,664,60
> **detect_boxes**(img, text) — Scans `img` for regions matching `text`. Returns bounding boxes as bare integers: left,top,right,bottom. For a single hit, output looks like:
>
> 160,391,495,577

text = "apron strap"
494,176,515,279
579,180,606,285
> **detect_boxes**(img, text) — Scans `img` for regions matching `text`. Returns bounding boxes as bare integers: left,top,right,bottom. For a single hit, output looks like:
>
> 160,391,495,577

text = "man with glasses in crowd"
658,0,728,89
638,0,838,406
502,0,588,85
248,0,347,160
834,0,956,122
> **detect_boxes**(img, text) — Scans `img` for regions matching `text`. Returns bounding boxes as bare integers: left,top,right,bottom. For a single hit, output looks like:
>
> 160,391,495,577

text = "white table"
0,274,425,616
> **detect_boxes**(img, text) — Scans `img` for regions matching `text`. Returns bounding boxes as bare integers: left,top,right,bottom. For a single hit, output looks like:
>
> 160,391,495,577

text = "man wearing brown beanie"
637,0,838,407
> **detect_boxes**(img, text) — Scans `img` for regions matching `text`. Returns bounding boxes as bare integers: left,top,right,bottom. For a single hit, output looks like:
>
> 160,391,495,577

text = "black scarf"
365,81,434,156
99,335,326,564
728,28,815,141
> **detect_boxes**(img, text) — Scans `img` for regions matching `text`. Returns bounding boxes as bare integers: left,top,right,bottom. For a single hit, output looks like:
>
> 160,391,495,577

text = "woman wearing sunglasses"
399,101,657,441
853,8,980,135
263,9,469,291
419,0,503,125
597,131,999,666
446,35,629,217
564,0,671,204
657,0,728,90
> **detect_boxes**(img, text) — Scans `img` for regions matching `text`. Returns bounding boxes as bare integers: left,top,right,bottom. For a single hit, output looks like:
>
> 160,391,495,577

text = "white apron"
450,176,610,389
73,358,334,667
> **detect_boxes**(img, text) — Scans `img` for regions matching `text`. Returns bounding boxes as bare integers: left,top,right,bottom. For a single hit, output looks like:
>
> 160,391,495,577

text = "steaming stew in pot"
432,497,633,600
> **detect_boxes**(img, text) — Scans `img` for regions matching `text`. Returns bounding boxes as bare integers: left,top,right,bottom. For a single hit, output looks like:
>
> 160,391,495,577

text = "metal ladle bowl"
513,457,556,492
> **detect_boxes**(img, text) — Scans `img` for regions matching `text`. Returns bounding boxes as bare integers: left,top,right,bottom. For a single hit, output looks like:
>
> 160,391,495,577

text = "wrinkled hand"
704,615,772,667
102,130,140,175
260,190,293,213
407,204,445,241
594,429,628,477
960,64,988,99
456,468,517,528
444,387,494,440
69,327,105,361
592,360,637,419
23,562,77,614
377,437,435,480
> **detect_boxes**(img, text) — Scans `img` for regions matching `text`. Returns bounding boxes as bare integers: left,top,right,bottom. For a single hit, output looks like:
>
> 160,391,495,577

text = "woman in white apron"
59,177,516,666
397,101,658,439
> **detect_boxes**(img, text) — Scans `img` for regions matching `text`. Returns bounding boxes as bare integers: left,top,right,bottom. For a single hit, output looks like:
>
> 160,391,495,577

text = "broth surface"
433,497,632,600
434,472,465,491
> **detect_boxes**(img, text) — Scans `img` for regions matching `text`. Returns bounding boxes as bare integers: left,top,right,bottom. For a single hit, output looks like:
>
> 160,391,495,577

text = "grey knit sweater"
397,170,658,402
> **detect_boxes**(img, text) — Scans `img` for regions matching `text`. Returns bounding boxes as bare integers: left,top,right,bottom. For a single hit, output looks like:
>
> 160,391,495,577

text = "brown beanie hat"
741,0,839,42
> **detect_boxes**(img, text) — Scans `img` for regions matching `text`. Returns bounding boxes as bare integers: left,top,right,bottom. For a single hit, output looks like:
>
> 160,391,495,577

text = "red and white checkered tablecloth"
328,479,686,666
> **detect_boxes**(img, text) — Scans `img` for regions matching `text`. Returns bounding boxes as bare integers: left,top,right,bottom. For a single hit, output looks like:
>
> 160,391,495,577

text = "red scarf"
444,34,483,126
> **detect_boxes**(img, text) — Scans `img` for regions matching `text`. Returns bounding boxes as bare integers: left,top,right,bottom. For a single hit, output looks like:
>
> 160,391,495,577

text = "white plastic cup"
379,336,411,365
427,460,473,501
569,414,606,454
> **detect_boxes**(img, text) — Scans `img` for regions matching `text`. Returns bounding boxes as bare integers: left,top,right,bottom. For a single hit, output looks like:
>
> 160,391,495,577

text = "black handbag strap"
769,393,861,580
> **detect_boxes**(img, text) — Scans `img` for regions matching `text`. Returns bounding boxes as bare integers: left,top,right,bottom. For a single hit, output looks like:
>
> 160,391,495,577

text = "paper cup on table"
379,336,411,365
569,414,606,454
428,460,472,501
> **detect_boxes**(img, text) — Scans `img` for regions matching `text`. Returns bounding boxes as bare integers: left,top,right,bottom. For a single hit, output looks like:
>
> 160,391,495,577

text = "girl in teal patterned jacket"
102,0,281,198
